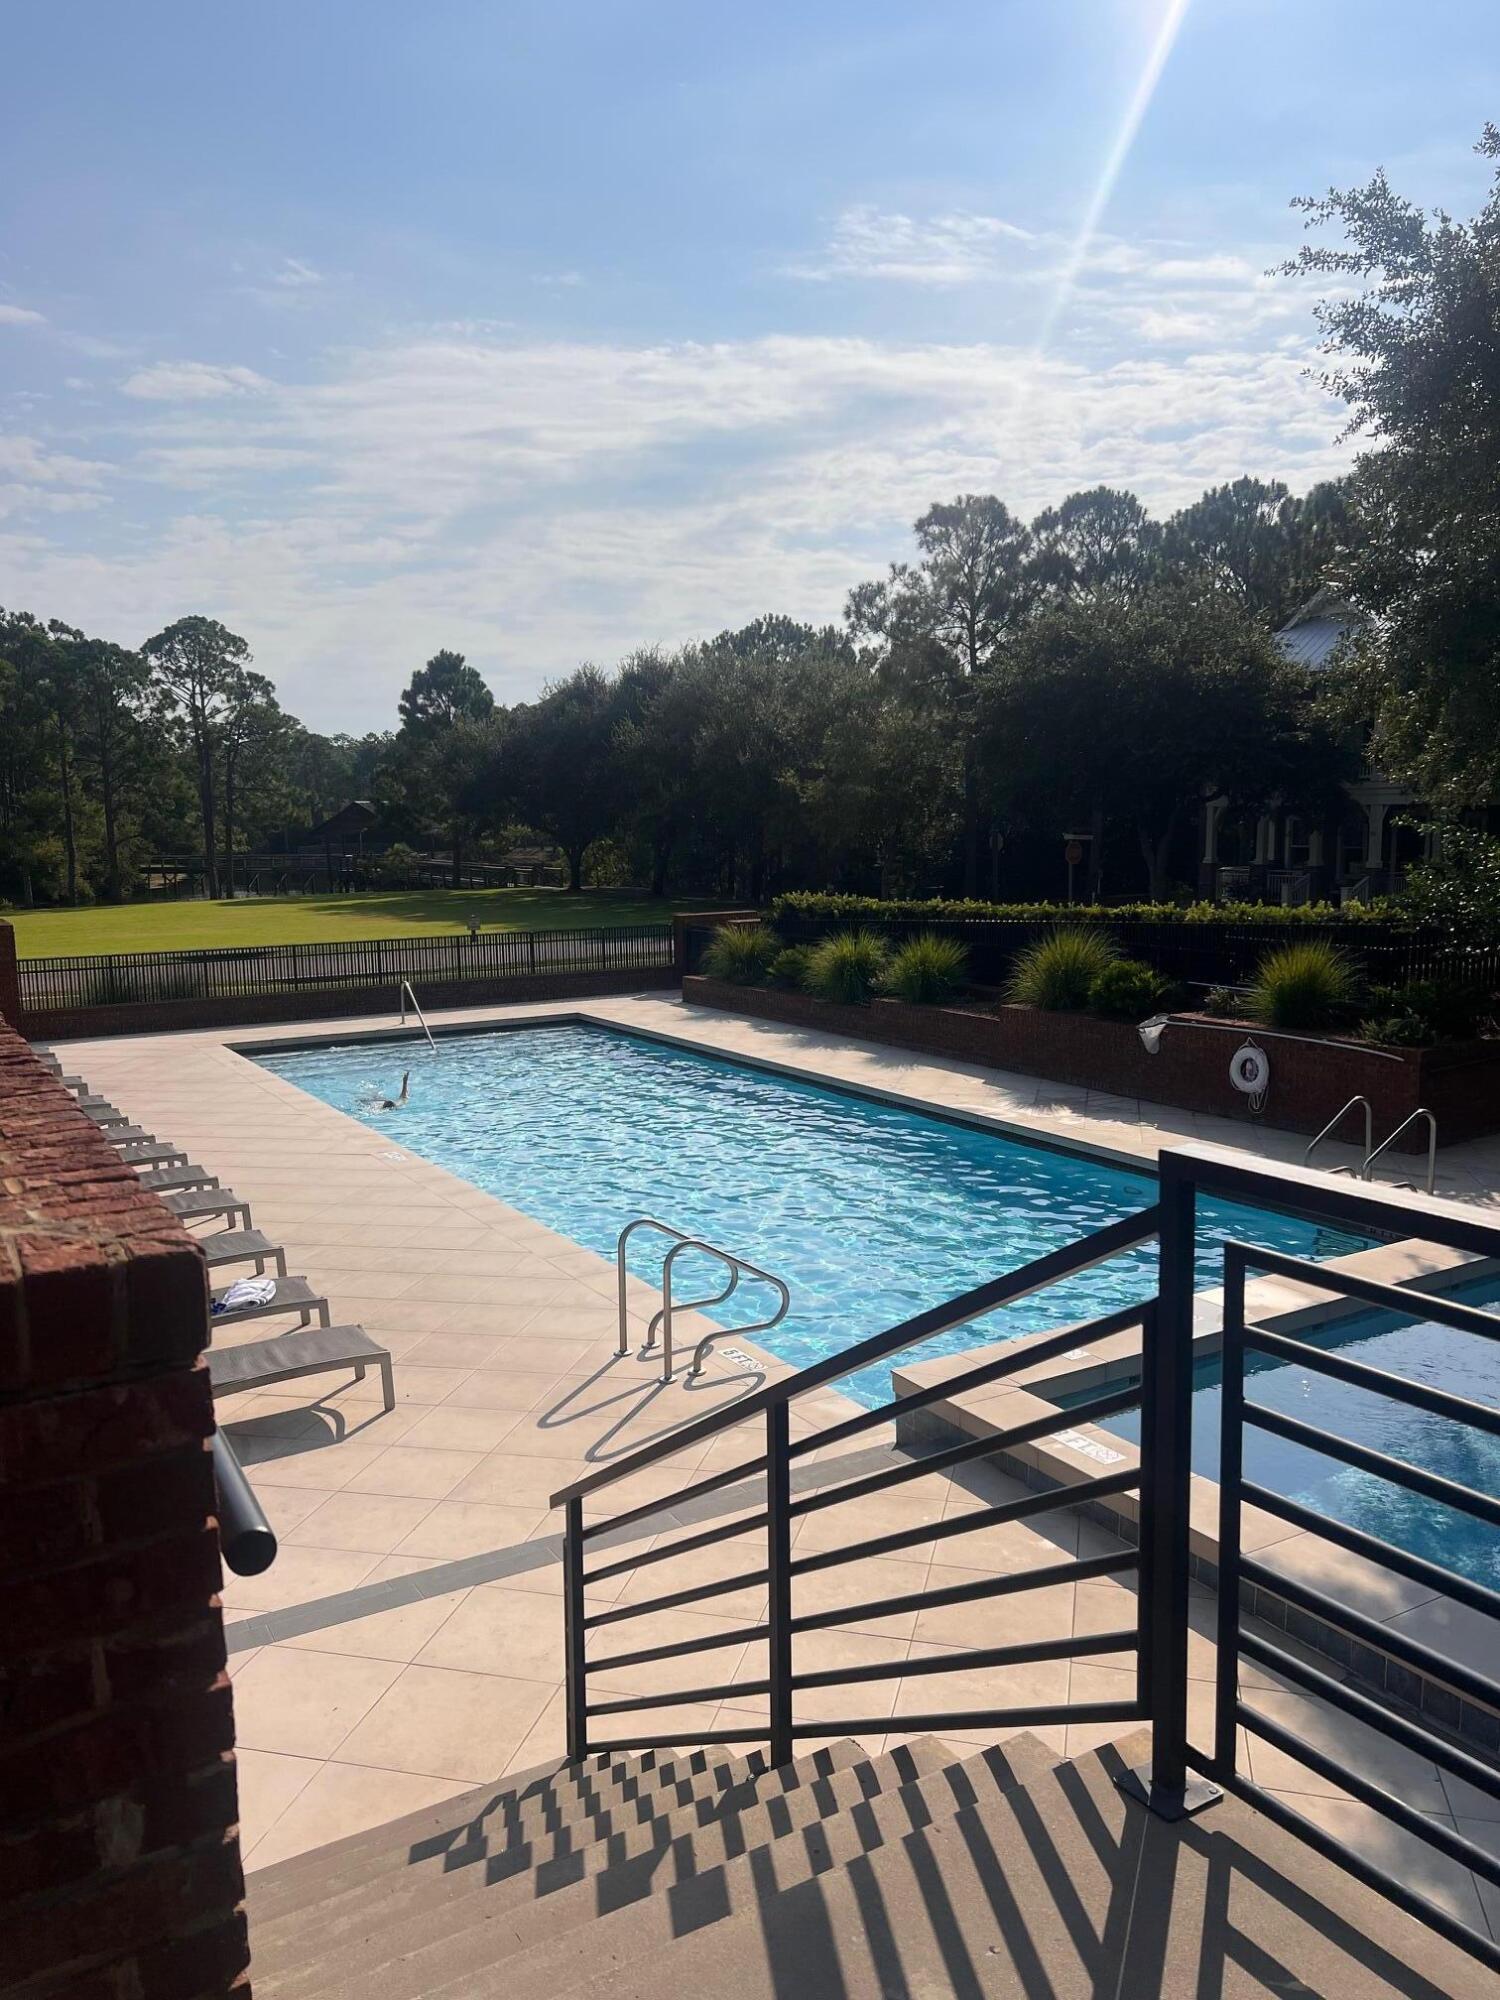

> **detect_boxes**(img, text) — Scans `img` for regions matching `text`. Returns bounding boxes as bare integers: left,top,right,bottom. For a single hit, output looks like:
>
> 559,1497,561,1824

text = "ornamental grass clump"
1005,928,1119,1011
879,932,969,1005
1245,938,1361,1030
701,923,780,984
803,929,891,1004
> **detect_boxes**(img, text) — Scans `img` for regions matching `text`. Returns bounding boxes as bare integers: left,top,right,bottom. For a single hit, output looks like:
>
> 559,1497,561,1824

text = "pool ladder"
1305,1096,1438,1195
398,980,437,1053
616,1218,790,1384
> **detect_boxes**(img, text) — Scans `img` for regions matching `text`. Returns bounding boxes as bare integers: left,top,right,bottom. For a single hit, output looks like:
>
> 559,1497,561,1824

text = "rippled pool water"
258,1023,1366,1406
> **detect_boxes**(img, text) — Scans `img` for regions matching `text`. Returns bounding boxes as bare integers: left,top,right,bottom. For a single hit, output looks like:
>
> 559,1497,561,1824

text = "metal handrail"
613,1217,790,1385
1302,1095,1372,1170
398,979,437,1053
212,1432,278,1576
1362,1106,1437,1194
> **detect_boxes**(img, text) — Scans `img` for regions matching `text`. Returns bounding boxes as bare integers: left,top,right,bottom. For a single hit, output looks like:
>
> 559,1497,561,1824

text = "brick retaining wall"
0,1024,249,1997
683,977,1500,1149
21,964,677,1043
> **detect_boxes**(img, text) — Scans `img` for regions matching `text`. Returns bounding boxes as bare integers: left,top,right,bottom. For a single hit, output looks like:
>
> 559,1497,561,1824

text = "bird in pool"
375,1071,410,1112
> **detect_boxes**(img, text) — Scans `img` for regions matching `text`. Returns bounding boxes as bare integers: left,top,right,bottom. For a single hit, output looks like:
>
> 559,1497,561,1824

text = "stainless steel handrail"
615,1216,790,1384
1303,1096,1372,1170
1363,1107,1438,1195
398,979,437,1053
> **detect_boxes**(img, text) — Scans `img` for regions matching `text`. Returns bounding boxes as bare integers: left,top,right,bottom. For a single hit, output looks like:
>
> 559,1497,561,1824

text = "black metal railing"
551,1204,1204,1799
1162,1147,1500,1976
211,1432,277,1577
18,924,674,1014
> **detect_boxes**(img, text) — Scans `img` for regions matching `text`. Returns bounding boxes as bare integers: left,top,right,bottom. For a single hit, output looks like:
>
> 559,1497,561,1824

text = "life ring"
1230,1041,1270,1101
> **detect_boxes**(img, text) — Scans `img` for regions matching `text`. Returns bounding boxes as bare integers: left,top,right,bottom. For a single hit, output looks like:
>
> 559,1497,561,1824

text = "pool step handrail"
1303,1096,1373,1171
398,979,437,1053
1362,1106,1437,1195
615,1216,791,1384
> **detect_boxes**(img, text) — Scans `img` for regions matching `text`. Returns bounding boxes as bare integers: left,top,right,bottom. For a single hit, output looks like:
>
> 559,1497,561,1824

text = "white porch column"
1365,801,1388,869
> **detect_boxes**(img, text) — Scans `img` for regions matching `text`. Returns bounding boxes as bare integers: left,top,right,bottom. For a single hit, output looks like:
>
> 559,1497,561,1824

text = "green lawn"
2,889,729,958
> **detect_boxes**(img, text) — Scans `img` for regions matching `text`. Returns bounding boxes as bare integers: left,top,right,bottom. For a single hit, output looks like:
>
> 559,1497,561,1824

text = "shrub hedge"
770,892,1410,928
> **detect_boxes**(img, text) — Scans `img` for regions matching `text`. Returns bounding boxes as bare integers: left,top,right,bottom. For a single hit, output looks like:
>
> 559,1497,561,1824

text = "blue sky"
2,0,1496,730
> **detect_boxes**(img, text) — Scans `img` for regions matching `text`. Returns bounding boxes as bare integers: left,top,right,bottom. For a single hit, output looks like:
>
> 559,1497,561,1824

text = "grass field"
2,889,728,958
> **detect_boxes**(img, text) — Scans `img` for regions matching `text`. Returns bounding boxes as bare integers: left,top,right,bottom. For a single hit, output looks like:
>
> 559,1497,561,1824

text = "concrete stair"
246,1730,1493,2000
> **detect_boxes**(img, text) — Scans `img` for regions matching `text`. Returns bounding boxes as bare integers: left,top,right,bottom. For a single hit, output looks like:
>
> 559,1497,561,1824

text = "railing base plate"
1116,1761,1222,1821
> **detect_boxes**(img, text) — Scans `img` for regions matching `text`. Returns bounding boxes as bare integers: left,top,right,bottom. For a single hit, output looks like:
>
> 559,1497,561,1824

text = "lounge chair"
82,1104,130,1128
118,1143,192,1171
104,1126,157,1148
200,1230,287,1276
135,1165,221,1195
208,1324,394,1411
211,1275,329,1329
161,1188,252,1230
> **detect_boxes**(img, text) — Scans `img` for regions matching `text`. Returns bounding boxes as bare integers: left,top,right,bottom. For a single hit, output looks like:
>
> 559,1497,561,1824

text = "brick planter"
682,976,1500,1150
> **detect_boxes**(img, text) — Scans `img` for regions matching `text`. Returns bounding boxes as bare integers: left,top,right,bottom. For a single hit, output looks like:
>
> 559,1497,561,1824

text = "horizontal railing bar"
791,1300,1153,1458
1240,1558,1500,1717
584,1565,768,1630
789,1548,1137,1637
552,1204,1160,1505
1245,1404,1500,1530
1186,1750,1500,1978
1227,1241,1500,1340
789,1386,1143,1520
1241,1481,1500,1626
1238,1704,1500,1890
586,1678,772,1718
788,1467,1141,1577
792,1628,1136,1691
1166,1145,1500,1253
1236,1628,1500,1805
587,1730,772,1754
588,1618,768,1675
1246,1324,1500,1437
584,1509,770,1586
791,1699,1142,1738
574,1451,768,1537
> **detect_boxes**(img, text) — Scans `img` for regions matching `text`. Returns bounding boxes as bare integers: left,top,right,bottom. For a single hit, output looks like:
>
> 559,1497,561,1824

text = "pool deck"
56,989,1500,1938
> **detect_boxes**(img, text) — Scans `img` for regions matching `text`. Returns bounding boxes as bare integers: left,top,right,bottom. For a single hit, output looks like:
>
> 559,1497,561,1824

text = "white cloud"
789,206,1036,285
121,361,273,401
272,258,323,289
0,304,46,327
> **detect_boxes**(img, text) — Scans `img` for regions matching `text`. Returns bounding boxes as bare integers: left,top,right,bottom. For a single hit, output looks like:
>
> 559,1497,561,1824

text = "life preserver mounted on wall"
1229,1040,1270,1110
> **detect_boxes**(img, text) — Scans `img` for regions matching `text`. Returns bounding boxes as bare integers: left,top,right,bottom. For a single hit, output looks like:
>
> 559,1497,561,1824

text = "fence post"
564,1497,588,1762
1122,1149,1220,1820
765,1400,794,1769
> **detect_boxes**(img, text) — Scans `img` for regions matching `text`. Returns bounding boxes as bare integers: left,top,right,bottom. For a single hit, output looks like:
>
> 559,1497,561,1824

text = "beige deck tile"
791,1555,931,1641
282,1490,439,1556
234,1747,321,1857
1282,1795,1490,1935
279,1594,466,1664
415,1582,563,1681
220,1545,381,1613
588,1607,761,1701
911,1563,1077,1652
396,1404,530,1454
330,1662,555,1783
893,1639,1071,1740
341,1444,484,1499
1242,1686,1447,1813
395,1498,550,1559
244,1761,475,1872
231,1646,403,1760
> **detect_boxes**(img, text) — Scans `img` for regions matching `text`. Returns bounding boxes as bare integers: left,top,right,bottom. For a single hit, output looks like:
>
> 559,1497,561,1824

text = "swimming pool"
257,1023,1366,1407
1094,1286,1500,1587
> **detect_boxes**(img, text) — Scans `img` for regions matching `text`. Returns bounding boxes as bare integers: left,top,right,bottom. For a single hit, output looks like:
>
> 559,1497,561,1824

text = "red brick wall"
0,919,20,1029
20,963,677,1044
0,1025,249,1998
683,978,1500,1150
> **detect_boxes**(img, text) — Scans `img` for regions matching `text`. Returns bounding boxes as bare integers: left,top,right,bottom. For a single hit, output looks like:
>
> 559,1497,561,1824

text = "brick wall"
683,977,1500,1149
19,963,677,1044
0,1024,249,1998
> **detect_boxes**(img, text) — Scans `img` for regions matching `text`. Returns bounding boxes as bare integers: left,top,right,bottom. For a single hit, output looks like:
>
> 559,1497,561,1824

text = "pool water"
1095,1288,1500,1587
258,1023,1366,1408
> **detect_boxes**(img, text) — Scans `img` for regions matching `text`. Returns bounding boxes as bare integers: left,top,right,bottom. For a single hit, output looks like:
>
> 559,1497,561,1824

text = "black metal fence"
771,913,1500,992
18,925,674,1014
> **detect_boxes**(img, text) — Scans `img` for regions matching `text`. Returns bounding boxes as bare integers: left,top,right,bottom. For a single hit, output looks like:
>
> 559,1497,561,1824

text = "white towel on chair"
214,1277,277,1314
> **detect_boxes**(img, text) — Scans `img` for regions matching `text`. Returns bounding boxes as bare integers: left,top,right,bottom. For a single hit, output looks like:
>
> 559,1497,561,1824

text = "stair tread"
261,1734,1066,2000
548,1732,1489,2000
249,1738,959,1996
246,1738,850,1930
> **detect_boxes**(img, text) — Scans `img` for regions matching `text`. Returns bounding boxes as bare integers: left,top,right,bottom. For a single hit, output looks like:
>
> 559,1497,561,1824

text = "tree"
218,670,286,895
978,589,1351,899
72,635,153,901
848,495,1032,893
397,650,495,734
507,668,622,892
1028,486,1161,603
142,617,251,898
1283,126,1500,806
1162,477,1350,630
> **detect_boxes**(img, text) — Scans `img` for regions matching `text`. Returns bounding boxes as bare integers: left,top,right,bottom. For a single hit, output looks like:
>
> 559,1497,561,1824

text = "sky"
2,0,1496,733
